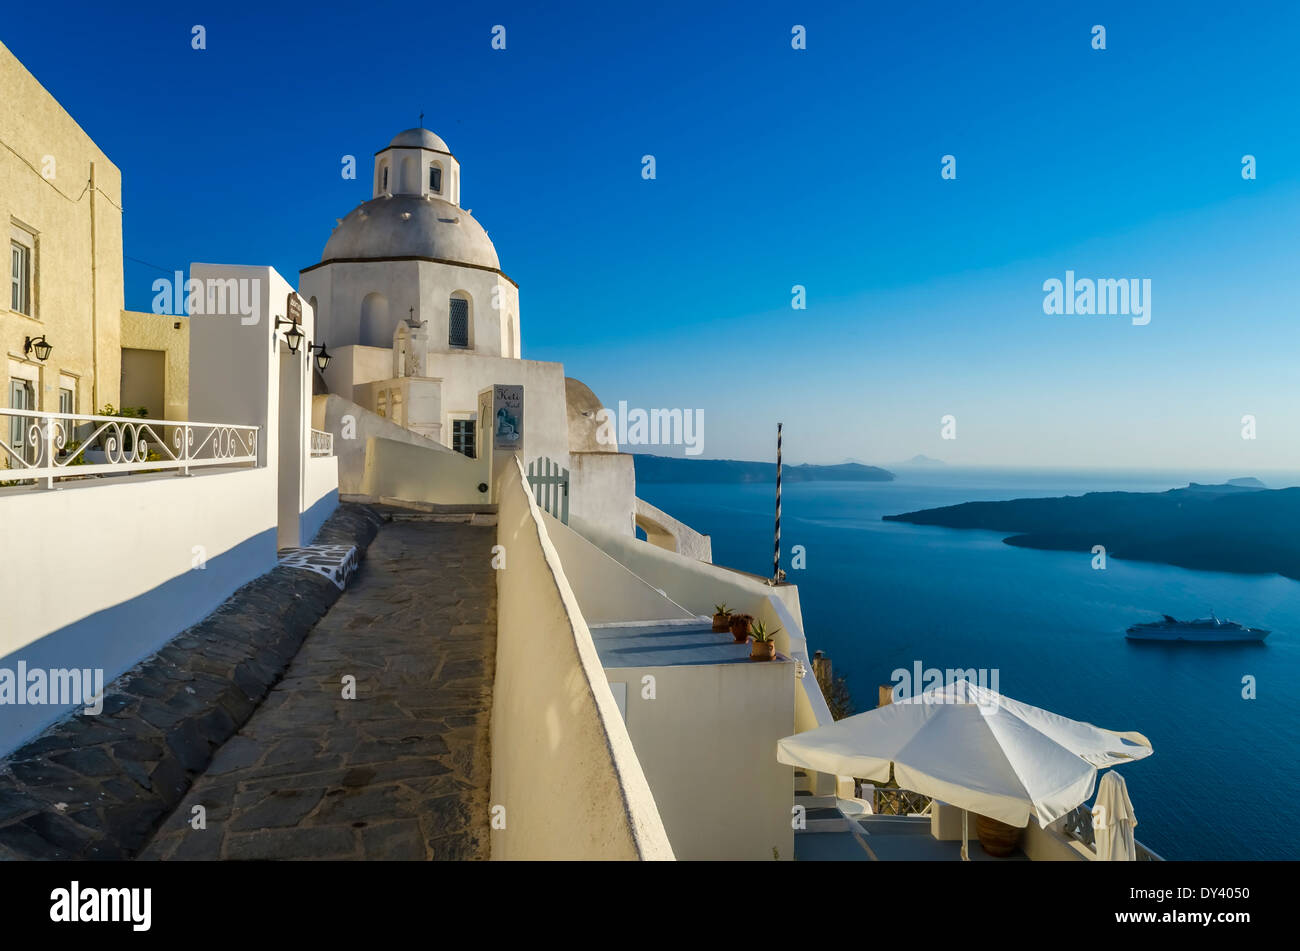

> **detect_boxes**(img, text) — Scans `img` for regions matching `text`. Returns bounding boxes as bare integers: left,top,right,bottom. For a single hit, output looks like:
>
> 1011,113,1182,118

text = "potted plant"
728,612,754,643
712,603,732,632
84,405,149,463
750,621,780,661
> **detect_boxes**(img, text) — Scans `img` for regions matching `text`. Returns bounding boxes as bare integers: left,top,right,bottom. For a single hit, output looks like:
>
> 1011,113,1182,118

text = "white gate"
527,456,569,524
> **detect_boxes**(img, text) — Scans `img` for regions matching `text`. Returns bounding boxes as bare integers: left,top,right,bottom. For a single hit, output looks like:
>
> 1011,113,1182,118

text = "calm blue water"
639,469,1300,861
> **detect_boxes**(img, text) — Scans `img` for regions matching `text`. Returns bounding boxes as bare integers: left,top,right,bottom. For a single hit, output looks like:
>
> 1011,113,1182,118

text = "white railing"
1061,802,1165,860
310,428,334,457
0,408,259,489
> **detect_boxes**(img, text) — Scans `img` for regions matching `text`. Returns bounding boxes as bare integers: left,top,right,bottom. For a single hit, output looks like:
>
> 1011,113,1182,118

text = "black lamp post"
24,335,53,361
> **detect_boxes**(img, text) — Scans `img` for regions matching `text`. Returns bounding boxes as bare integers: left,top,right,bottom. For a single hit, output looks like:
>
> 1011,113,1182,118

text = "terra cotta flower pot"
712,613,731,632
729,614,752,642
750,640,775,661
974,814,1023,857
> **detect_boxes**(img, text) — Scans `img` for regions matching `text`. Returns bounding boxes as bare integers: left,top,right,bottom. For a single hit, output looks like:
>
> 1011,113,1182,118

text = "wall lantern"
24,335,53,362
308,342,331,372
275,318,304,354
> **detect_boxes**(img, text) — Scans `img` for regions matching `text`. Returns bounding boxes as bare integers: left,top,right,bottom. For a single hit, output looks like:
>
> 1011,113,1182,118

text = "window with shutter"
11,241,31,315
449,297,469,348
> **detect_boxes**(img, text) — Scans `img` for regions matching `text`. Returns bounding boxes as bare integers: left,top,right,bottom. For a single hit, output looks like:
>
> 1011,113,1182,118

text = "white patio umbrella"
776,679,1152,859
1093,770,1138,861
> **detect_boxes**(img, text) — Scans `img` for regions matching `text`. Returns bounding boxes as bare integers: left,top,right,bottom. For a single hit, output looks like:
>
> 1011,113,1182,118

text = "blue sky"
7,0,1299,469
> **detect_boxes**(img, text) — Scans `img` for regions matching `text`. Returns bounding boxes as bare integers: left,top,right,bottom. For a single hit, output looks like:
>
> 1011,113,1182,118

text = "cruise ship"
1126,613,1270,643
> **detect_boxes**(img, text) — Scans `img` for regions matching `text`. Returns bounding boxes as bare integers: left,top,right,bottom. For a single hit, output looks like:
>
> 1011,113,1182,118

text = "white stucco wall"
0,467,276,755
313,393,451,495
491,457,673,860
357,435,489,505
320,344,393,397
606,657,795,860
300,260,518,359
634,496,713,562
302,454,339,543
567,512,804,625
540,512,693,625
569,451,637,539
190,263,330,549
422,352,570,468
320,347,568,479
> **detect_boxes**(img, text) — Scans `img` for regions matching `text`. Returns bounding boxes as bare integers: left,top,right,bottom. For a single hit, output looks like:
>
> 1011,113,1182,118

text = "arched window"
381,165,388,191
449,294,470,348
429,164,442,193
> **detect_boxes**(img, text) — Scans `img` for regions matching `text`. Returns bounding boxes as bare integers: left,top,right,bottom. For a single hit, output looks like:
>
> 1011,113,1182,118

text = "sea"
637,467,1300,861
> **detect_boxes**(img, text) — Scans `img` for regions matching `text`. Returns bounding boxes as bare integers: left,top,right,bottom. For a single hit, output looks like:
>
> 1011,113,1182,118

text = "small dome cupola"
373,127,461,205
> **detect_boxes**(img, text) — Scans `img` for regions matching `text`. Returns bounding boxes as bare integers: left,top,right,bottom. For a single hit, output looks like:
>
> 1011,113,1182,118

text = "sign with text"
493,384,523,451
286,292,302,325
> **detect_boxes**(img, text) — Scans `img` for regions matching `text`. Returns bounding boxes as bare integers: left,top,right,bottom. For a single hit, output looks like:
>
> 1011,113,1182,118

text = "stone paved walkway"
139,516,497,860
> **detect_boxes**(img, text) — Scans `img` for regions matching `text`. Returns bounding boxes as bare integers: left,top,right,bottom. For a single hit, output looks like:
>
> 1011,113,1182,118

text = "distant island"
633,454,894,484
891,454,945,467
883,480,1300,581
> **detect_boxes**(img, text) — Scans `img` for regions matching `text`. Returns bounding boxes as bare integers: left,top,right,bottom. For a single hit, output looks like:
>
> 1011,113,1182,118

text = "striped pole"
773,422,782,582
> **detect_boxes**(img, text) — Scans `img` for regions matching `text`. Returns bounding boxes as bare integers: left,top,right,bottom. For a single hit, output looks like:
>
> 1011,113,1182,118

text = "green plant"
94,405,151,453
750,620,780,643
60,439,88,466
98,404,149,419
713,603,730,616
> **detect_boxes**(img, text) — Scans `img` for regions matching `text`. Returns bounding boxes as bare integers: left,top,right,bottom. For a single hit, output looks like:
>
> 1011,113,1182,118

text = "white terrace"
0,266,338,755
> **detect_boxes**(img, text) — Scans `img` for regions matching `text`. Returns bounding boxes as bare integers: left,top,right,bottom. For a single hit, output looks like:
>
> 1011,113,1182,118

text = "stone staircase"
794,769,852,833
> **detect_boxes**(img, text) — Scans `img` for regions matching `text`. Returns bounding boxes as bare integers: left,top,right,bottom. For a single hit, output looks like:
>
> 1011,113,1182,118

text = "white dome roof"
387,128,450,152
321,195,499,269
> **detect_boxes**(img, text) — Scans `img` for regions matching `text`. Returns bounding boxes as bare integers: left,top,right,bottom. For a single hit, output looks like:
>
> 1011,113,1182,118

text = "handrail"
1,407,259,489
310,429,334,457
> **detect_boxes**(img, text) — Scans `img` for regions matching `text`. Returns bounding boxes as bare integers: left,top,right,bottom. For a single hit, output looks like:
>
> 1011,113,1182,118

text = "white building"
302,128,708,553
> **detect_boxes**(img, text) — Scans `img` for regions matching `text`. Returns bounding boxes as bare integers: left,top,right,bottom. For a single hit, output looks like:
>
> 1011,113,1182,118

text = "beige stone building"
119,310,188,421
1,39,123,466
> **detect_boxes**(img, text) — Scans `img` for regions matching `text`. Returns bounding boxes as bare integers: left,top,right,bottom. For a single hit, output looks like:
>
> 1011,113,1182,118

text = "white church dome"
321,195,500,269
387,127,450,152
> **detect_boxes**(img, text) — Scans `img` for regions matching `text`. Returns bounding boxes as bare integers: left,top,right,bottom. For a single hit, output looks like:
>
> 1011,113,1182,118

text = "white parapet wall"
0,466,277,755
568,511,802,623
539,511,694,625
357,435,489,505
566,511,852,798
312,393,450,496
604,650,796,860
302,453,340,543
568,450,637,539
490,456,674,860
633,496,712,562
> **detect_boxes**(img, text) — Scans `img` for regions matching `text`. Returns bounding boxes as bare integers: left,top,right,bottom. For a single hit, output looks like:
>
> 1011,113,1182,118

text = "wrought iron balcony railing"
310,428,334,457
0,408,259,489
